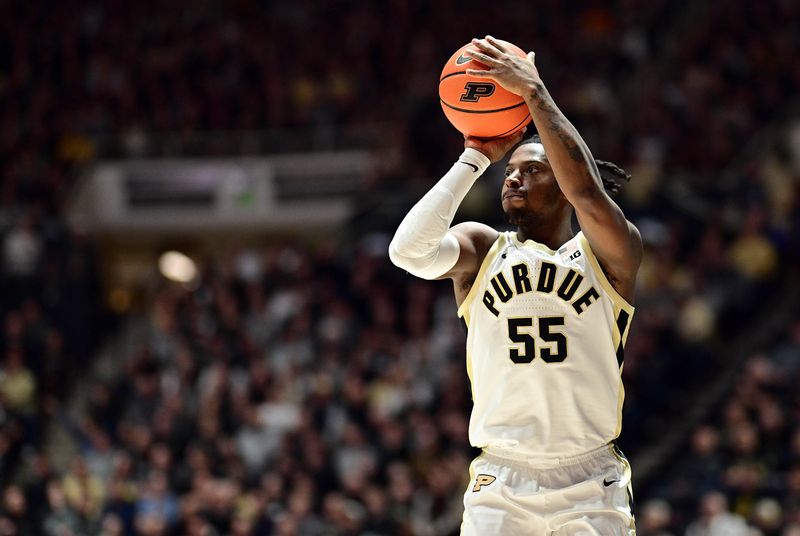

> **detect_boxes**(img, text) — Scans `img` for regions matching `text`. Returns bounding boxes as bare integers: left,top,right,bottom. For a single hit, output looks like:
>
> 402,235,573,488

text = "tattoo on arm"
531,87,585,163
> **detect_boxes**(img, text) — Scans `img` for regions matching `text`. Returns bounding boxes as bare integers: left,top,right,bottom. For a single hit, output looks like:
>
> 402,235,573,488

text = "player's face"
501,143,564,221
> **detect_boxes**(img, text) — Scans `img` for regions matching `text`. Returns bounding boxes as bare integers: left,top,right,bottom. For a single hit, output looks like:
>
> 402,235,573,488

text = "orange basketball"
439,40,531,139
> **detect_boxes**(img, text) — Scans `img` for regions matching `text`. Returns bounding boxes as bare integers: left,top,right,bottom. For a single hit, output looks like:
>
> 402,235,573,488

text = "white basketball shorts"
460,443,636,535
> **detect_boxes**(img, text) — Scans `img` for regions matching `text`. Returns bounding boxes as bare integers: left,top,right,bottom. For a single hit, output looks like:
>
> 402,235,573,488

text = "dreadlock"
518,135,631,194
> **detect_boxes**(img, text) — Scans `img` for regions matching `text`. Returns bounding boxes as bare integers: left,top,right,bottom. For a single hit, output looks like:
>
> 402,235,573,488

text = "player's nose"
504,172,521,188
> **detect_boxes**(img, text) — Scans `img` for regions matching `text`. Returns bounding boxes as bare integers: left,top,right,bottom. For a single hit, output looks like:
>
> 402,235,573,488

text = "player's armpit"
438,222,498,285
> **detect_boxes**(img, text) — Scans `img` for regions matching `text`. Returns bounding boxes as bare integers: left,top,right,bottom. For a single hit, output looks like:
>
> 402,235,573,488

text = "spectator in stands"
638,499,675,536
685,491,750,536
1,485,34,535
61,456,105,525
42,480,83,536
0,349,35,417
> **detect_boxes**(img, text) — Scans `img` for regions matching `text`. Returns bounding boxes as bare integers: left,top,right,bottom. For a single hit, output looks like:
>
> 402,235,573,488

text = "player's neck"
516,217,574,251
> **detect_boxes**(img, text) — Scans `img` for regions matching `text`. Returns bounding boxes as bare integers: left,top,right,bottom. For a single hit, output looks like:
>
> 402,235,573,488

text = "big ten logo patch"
558,243,582,264
472,474,497,492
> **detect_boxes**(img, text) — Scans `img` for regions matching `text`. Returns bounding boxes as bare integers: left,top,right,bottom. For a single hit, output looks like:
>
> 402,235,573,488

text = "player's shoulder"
449,222,501,307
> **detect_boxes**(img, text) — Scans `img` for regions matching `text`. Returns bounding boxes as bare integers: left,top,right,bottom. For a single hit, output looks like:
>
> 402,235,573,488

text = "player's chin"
504,206,537,226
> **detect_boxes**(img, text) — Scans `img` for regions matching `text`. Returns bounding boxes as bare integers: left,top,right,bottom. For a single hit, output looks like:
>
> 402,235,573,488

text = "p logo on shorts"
472,474,497,492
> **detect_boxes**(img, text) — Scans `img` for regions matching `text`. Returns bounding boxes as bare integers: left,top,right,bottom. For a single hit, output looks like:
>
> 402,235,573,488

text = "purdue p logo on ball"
472,474,497,492
460,82,496,102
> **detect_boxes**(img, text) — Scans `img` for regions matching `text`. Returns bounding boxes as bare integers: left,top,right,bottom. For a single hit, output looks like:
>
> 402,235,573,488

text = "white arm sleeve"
388,148,491,280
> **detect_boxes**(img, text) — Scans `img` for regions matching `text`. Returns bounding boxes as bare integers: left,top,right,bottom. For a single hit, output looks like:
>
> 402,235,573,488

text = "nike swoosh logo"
455,54,472,65
459,161,478,172
603,478,618,487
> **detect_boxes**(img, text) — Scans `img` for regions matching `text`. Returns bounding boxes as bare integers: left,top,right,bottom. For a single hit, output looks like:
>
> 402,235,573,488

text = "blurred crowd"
4,242,475,535
639,316,800,535
0,0,799,534
3,0,796,169
0,210,103,485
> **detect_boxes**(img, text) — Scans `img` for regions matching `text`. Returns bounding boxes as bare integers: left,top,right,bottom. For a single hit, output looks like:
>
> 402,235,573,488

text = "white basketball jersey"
458,231,634,458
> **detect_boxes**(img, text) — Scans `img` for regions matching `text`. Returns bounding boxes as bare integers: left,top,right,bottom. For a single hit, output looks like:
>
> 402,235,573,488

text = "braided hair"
518,135,631,194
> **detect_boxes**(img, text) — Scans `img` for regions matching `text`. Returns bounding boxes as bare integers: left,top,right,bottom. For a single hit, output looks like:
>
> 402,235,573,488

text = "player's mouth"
503,191,526,200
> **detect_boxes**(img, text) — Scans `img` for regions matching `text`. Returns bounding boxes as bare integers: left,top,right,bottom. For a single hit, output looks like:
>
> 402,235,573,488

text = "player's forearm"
524,82,604,201
388,149,490,280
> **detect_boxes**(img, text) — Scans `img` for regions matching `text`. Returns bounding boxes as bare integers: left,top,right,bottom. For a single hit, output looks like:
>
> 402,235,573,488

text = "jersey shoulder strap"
457,232,508,323
575,231,634,314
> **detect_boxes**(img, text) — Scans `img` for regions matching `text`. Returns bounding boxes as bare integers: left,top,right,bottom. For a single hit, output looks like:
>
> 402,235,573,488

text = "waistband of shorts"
481,442,616,469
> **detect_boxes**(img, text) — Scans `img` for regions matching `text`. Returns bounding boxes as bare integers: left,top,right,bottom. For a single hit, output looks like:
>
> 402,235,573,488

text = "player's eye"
527,166,536,174
504,169,512,177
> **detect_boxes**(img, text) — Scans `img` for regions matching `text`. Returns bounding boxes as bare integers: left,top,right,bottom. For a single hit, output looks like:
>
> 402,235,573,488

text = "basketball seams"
488,113,531,139
439,99,527,114
439,71,468,83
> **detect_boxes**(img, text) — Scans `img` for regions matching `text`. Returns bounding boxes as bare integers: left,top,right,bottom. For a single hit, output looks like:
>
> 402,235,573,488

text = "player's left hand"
464,126,526,163
463,36,542,97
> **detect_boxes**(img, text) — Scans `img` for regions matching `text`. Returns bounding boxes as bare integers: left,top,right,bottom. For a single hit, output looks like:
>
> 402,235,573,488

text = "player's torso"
458,231,634,458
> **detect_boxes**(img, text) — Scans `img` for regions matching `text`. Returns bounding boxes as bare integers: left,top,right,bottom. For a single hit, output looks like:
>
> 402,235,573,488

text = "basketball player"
389,36,642,535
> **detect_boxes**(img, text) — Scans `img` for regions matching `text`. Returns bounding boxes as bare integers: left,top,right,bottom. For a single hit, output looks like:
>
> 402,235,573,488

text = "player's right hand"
464,127,526,163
